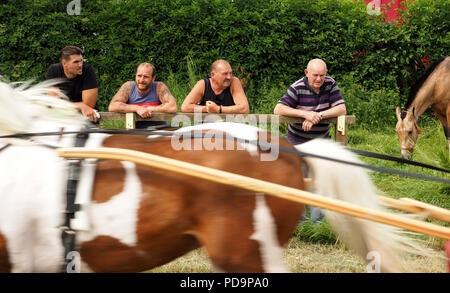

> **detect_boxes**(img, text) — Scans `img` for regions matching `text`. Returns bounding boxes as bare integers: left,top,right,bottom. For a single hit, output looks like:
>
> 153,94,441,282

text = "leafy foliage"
0,0,448,125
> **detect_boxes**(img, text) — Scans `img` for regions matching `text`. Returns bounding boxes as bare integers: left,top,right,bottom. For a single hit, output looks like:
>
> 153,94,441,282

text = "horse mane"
0,79,86,135
404,57,446,110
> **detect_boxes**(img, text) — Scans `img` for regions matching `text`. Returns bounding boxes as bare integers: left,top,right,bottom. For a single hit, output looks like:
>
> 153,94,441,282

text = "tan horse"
396,56,450,159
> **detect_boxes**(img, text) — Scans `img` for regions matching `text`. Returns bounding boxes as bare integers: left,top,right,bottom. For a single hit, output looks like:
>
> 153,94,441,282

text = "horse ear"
412,107,416,118
396,106,402,120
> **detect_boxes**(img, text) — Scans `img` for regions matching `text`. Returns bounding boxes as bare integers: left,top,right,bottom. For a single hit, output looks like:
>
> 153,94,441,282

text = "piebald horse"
396,56,450,159
0,80,429,273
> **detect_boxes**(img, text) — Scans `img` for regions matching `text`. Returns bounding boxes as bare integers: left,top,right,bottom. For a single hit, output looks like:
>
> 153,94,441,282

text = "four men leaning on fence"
47,46,346,143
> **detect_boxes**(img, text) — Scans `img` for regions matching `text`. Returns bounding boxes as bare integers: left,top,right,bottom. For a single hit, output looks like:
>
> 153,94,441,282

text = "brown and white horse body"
396,56,450,159
0,128,425,273
0,80,432,273
0,126,304,273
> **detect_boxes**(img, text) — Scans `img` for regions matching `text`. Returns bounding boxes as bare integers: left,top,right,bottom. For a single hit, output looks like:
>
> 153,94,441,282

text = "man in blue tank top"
109,63,177,128
181,60,249,114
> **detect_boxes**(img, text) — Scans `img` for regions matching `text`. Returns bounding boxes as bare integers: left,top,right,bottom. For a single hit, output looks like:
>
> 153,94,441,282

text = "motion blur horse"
0,80,429,273
396,56,450,159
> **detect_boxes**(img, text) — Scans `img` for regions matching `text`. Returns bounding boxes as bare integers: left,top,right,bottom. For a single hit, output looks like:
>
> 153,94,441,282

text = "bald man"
181,59,249,114
109,62,177,129
274,59,346,144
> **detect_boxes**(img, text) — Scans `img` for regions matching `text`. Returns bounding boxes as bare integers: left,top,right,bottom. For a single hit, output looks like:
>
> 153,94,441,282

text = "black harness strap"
60,132,88,273
0,144,10,153
171,131,450,184
349,149,450,174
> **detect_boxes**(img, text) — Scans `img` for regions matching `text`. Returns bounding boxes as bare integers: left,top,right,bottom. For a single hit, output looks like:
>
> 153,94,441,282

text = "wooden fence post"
125,113,135,129
335,115,348,145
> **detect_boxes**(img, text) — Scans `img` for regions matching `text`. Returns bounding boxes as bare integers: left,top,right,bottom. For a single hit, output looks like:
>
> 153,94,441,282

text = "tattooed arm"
109,81,132,111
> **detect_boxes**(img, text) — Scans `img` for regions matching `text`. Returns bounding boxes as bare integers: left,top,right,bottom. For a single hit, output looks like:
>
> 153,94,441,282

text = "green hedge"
0,0,448,125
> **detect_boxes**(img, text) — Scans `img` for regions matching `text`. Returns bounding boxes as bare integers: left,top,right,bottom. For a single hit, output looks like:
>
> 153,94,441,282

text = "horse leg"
1,222,35,272
435,103,450,156
193,194,292,273
0,232,11,273
31,218,64,272
10,217,61,272
446,106,450,156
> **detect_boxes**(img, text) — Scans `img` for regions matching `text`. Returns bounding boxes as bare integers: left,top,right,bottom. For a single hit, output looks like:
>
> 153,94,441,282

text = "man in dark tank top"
181,59,249,114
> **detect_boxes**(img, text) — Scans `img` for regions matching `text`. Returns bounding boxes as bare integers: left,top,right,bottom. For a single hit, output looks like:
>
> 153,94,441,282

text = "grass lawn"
147,238,446,273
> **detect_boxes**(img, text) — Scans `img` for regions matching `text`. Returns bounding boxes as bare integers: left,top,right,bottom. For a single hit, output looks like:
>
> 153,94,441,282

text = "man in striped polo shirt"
274,59,346,145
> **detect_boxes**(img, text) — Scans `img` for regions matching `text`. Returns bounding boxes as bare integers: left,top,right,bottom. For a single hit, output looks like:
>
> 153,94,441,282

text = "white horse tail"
295,139,433,273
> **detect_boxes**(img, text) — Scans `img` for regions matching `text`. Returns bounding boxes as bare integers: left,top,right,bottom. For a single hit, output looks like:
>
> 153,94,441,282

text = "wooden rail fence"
98,112,356,145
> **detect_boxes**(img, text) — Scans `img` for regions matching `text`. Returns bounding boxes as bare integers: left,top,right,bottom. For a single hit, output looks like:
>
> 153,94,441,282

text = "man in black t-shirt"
46,46,99,122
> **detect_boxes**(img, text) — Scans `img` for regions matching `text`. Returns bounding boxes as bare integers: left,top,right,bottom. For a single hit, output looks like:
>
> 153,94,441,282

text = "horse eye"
408,131,413,135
